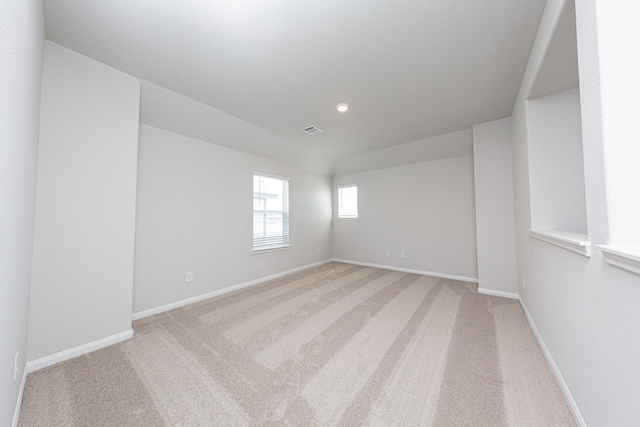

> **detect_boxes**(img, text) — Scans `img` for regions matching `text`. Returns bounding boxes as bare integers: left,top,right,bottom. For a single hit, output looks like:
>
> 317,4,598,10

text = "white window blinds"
253,174,289,250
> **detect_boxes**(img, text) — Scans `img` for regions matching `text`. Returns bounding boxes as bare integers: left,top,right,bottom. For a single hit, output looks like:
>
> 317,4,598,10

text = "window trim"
597,245,640,276
337,184,358,219
528,229,591,257
252,172,290,252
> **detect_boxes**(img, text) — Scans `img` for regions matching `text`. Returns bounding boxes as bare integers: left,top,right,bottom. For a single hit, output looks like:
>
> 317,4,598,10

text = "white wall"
28,42,140,363
333,129,472,175
332,156,478,281
0,1,44,425
527,87,587,233
589,0,640,246
512,0,640,425
133,125,332,315
472,118,518,296
140,81,334,176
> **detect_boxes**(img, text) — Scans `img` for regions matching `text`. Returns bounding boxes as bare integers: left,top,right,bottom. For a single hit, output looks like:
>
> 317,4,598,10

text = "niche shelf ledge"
528,229,591,257
597,245,640,276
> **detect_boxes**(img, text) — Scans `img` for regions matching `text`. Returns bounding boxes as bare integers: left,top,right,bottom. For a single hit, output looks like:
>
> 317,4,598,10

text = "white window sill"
528,229,591,257
597,245,640,276
252,245,291,254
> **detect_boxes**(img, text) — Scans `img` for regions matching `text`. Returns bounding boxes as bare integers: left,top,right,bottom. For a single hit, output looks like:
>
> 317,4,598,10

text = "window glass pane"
338,185,358,218
253,174,289,249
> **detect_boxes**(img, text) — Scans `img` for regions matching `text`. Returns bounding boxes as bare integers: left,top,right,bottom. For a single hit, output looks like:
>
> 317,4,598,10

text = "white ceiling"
43,0,546,162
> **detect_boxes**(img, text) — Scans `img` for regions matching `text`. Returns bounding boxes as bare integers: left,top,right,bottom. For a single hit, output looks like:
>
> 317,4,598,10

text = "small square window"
338,185,358,219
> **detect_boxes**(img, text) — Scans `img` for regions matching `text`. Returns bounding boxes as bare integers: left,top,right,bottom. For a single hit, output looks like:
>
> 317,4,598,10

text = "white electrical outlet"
400,251,406,258
14,353,18,382
186,272,193,282
386,250,391,257
316,247,320,254
522,277,526,289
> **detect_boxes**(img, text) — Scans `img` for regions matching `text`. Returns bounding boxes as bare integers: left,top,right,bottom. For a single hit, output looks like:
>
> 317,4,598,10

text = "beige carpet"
19,262,576,426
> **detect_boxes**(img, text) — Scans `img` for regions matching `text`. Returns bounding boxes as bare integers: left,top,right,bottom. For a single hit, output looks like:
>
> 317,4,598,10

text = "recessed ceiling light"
336,103,349,113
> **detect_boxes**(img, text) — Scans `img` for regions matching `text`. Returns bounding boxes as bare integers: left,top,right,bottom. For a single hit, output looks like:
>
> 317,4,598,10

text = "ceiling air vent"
302,126,323,136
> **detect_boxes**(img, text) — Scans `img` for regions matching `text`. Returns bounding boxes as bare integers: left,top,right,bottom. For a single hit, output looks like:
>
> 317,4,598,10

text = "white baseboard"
332,258,479,283
26,329,134,374
518,298,586,427
132,259,333,320
477,287,519,299
12,361,29,427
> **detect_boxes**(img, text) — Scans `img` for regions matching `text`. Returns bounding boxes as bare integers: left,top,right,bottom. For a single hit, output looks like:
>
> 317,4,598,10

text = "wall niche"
526,0,590,255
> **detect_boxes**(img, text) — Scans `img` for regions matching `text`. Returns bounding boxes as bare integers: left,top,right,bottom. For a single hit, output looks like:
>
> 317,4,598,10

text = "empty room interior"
3,0,640,426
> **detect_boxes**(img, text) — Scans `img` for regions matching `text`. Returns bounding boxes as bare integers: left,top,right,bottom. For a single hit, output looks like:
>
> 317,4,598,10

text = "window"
338,185,358,219
253,174,289,251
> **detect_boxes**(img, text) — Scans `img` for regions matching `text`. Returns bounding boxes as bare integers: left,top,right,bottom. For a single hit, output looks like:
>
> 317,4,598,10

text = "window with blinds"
253,174,290,251
338,184,358,219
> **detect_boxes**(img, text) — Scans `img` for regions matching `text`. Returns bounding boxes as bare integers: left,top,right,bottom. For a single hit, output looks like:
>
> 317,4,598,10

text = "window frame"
337,184,358,219
252,172,290,253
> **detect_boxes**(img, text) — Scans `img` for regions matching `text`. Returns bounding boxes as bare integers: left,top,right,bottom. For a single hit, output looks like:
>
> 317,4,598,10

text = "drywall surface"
140,81,333,175
332,156,478,281
512,0,640,425
133,125,332,314
472,117,518,295
28,42,140,362
591,0,640,246
527,88,587,233
528,0,579,99
43,0,547,160
332,129,472,175
0,1,44,425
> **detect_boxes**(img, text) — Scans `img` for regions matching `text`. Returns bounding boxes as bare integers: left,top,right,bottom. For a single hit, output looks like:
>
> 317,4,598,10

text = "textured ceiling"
44,0,546,161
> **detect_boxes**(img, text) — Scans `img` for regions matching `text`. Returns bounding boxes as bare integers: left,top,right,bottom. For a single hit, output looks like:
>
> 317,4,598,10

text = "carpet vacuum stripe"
18,262,577,427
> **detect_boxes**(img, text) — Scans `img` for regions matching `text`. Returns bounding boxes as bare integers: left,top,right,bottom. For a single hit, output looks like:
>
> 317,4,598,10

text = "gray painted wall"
10,2,640,424
140,81,334,176
527,87,587,234
473,117,518,296
333,129,472,176
513,0,640,425
332,156,478,281
133,124,333,314
0,1,44,425
28,42,140,362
